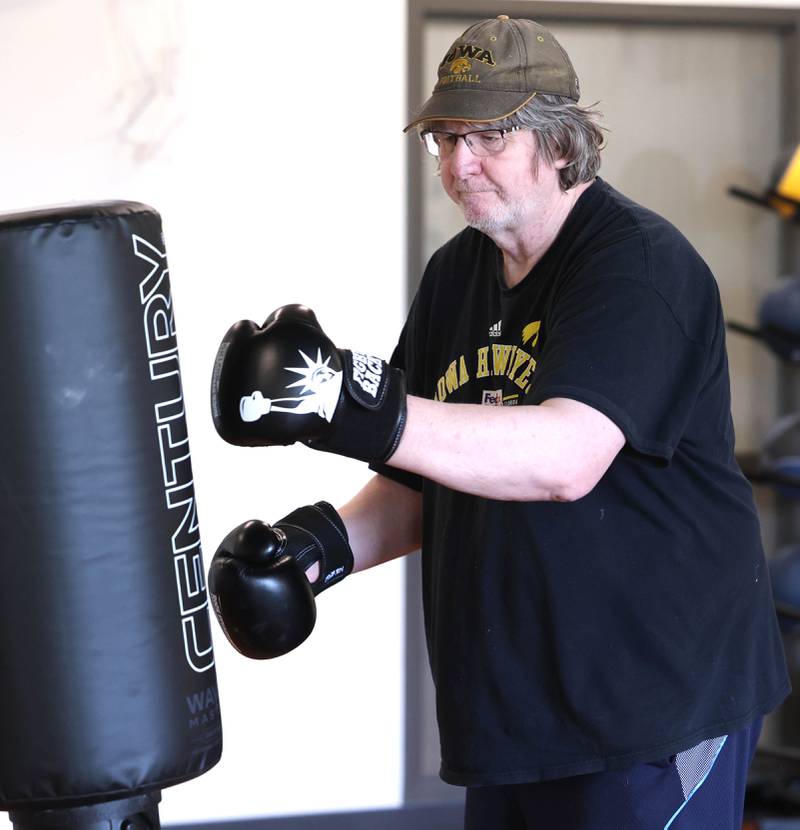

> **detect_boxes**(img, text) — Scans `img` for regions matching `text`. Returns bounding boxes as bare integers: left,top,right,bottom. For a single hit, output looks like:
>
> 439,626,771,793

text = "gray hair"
495,93,606,190
419,94,605,190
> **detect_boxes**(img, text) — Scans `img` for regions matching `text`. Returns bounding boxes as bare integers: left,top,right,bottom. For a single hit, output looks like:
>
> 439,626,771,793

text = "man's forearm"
339,474,423,573
387,395,625,502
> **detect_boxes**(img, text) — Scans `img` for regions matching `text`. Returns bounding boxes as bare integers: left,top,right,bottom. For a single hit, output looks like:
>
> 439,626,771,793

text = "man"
210,16,789,829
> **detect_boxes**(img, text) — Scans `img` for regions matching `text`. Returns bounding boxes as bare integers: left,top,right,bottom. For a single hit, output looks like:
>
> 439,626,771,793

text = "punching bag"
0,202,222,828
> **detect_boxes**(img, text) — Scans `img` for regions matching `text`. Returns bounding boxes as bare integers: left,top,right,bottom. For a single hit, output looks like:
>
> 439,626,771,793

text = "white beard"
459,193,530,235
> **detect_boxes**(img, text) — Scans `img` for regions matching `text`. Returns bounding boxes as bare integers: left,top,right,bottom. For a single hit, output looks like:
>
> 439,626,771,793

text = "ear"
553,157,569,170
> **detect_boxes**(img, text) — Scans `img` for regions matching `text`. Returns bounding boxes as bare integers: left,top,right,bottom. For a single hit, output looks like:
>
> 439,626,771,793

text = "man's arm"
340,473,423,572
210,304,624,503
388,396,625,503
303,473,423,583
209,474,421,656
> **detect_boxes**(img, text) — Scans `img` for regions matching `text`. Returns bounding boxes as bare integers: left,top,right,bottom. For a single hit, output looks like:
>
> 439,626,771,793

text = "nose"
446,136,482,178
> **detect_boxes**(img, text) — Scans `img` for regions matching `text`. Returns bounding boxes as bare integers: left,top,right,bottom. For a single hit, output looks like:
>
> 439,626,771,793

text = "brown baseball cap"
404,15,580,132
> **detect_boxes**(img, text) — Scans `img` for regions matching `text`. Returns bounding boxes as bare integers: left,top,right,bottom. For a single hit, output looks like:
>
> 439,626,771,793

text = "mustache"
455,183,497,194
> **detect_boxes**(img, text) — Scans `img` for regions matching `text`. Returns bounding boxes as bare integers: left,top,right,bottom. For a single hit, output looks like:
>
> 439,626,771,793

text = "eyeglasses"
420,127,521,159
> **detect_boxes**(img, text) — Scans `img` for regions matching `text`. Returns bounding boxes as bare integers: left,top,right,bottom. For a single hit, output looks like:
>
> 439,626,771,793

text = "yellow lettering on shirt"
476,346,490,378
445,359,460,395
507,348,530,382
435,354,471,401
492,344,514,376
458,354,470,386
514,357,537,391
433,323,542,402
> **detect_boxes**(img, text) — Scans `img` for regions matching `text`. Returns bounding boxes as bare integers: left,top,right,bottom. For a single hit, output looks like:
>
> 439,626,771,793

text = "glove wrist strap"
306,350,407,463
275,502,353,596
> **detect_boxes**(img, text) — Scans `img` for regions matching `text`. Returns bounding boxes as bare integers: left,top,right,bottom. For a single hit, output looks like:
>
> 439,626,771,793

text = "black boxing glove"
208,501,354,660
210,304,407,463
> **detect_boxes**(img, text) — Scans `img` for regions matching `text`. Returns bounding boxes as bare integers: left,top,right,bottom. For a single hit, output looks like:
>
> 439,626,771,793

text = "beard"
457,189,530,235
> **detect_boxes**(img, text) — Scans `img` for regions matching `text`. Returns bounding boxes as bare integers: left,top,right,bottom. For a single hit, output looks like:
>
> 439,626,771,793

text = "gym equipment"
728,276,800,363
729,143,800,223
0,203,222,829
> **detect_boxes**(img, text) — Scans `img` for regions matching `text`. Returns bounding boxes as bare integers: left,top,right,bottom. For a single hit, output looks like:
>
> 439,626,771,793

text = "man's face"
436,124,564,235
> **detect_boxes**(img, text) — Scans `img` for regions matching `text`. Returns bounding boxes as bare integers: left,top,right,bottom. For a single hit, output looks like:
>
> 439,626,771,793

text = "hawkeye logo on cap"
438,42,496,88
450,57,472,74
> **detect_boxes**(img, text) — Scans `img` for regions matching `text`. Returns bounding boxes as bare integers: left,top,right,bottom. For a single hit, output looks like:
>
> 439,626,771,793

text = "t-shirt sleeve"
526,273,709,463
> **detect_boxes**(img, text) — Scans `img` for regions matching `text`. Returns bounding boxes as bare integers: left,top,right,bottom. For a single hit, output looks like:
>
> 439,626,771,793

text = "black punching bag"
0,203,222,828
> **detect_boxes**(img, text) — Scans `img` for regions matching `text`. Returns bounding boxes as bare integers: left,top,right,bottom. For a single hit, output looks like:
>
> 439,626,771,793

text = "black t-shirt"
375,178,789,786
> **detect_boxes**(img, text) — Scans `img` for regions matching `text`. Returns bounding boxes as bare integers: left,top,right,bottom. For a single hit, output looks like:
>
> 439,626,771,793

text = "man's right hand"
208,502,354,659
210,303,407,464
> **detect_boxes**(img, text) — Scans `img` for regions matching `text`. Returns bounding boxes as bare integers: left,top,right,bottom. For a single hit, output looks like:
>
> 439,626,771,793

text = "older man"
210,15,789,830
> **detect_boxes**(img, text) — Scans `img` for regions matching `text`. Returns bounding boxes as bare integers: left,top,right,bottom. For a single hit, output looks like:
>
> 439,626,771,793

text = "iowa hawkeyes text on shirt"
434,343,538,402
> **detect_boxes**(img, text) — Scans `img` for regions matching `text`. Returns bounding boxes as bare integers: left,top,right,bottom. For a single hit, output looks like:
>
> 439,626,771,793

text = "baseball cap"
404,15,580,132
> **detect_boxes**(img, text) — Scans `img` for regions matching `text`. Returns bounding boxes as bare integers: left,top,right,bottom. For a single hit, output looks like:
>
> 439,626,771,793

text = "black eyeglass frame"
420,126,522,158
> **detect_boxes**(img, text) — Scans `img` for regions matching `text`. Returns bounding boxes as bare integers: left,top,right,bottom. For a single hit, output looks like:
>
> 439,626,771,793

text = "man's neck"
494,179,593,289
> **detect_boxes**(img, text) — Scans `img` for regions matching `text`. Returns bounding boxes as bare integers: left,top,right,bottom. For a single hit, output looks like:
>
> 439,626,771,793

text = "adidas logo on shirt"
488,319,502,337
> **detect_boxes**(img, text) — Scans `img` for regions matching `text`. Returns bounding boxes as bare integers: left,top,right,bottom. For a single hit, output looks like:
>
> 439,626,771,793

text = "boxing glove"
210,304,407,463
208,501,353,659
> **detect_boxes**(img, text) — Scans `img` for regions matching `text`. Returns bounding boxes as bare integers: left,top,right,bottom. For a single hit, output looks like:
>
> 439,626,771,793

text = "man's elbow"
544,438,623,503
532,399,626,502
547,468,603,503
506,474,596,503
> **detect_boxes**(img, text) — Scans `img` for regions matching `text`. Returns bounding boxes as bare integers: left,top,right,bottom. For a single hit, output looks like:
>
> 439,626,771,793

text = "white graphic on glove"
239,348,343,423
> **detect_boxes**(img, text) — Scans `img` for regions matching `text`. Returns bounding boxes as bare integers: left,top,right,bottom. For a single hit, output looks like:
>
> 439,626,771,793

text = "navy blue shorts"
464,718,762,830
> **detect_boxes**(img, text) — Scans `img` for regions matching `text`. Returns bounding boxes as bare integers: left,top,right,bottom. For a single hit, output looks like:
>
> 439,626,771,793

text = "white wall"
0,0,406,825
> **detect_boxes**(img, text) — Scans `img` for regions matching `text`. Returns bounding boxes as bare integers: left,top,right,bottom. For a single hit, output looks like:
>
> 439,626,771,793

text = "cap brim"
403,89,537,132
